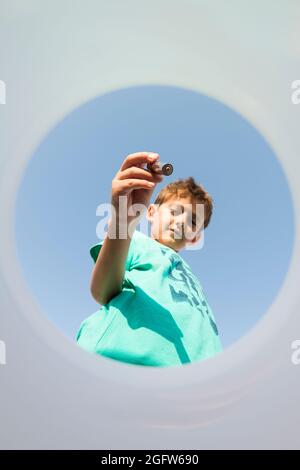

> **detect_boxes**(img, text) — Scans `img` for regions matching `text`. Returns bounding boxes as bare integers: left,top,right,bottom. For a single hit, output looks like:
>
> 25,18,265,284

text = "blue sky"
14,84,295,349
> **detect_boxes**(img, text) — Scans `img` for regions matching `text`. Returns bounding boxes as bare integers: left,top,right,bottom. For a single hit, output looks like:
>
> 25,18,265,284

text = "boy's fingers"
154,173,164,181
121,152,159,171
119,166,163,182
120,179,155,192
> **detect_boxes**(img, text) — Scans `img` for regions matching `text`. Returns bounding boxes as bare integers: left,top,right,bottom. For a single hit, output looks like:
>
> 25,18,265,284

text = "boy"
76,151,222,367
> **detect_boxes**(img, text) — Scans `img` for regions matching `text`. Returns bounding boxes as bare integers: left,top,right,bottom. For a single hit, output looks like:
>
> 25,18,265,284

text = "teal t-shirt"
76,230,222,367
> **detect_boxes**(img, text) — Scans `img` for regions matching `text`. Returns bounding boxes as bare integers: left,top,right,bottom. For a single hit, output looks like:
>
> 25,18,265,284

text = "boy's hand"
111,152,164,226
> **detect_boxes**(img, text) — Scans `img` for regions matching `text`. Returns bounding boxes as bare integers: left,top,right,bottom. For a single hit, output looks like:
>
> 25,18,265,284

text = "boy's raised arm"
90,151,164,305
90,218,135,305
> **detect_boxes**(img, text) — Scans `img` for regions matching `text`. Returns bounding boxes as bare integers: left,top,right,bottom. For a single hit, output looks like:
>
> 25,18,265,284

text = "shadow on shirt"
118,284,192,365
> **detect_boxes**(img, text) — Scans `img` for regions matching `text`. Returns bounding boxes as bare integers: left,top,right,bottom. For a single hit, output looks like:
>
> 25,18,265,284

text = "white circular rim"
0,81,298,426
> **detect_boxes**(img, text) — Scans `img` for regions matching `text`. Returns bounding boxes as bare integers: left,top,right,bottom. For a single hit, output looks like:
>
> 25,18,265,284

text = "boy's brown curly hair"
154,176,213,229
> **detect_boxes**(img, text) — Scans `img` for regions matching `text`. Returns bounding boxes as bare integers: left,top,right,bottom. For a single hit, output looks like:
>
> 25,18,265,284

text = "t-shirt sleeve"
89,234,136,272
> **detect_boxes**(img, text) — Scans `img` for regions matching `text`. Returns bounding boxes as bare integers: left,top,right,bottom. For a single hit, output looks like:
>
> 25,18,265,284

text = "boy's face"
146,195,204,252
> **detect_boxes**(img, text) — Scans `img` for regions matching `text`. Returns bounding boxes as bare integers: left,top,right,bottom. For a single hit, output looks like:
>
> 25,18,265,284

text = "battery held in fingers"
146,161,173,176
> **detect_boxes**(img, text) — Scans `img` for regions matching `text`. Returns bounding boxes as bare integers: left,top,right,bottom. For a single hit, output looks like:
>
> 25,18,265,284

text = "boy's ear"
146,204,156,222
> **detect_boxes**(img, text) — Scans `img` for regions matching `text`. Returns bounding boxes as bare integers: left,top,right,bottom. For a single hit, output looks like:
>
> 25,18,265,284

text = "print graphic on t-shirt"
161,249,219,335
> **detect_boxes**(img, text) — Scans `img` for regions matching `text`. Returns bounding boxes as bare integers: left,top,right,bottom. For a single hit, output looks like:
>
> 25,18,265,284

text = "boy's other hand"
111,152,164,225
